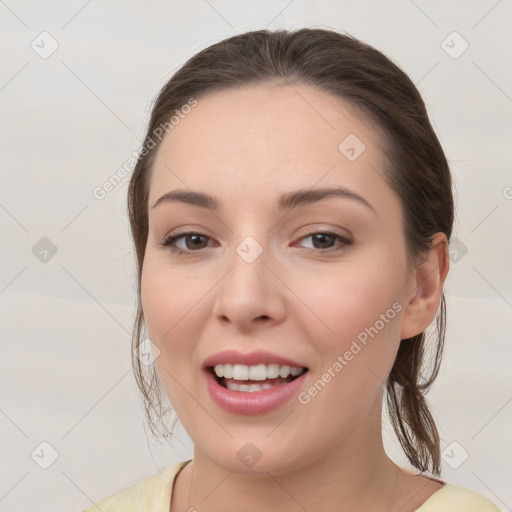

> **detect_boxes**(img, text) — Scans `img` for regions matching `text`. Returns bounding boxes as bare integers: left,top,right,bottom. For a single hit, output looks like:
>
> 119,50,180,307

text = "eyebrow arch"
277,187,376,214
151,186,376,214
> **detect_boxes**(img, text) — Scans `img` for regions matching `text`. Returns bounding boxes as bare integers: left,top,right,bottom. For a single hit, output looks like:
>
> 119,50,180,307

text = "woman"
83,28,501,511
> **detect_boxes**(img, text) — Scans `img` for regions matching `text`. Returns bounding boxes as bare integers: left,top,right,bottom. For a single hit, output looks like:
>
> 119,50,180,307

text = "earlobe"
400,233,450,340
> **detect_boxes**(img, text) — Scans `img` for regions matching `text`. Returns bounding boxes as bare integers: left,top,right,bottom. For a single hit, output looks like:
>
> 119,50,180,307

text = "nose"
212,237,286,333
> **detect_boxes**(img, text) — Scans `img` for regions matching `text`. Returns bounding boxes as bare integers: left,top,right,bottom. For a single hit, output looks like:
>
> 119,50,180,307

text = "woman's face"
141,83,420,474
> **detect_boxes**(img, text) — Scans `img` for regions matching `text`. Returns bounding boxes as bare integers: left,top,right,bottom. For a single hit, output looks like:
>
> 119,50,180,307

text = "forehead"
149,83,395,216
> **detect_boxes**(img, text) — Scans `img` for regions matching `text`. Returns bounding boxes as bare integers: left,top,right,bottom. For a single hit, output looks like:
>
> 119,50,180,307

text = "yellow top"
81,460,502,511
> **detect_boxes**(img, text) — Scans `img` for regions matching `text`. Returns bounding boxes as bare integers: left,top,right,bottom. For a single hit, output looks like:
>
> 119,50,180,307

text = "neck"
171,401,429,512
188,448,400,511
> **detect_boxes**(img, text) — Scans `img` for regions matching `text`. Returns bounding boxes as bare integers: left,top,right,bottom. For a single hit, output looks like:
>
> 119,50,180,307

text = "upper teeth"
214,363,304,380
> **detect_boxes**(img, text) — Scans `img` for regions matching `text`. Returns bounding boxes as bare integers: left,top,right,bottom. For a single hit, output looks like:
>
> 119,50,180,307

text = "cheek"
140,257,207,412
294,265,405,429
289,253,407,422
291,251,406,351
140,256,205,362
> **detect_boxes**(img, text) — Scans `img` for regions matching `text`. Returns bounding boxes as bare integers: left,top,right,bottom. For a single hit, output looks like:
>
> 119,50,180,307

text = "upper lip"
203,349,307,369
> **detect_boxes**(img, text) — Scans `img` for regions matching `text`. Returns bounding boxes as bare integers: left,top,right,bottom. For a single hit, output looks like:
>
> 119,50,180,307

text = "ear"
400,232,450,340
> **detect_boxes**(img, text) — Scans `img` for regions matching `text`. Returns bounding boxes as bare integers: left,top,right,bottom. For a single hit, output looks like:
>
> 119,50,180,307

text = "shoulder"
80,460,191,512
416,482,502,511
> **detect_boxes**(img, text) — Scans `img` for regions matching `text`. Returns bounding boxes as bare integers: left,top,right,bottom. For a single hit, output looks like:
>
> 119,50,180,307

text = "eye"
159,230,352,256
296,231,352,252
160,232,215,256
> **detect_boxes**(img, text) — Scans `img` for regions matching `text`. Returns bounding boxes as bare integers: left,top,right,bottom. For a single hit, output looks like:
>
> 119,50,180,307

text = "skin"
141,83,450,511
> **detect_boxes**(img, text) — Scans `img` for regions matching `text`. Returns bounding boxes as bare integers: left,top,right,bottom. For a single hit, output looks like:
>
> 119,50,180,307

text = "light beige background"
0,1,511,511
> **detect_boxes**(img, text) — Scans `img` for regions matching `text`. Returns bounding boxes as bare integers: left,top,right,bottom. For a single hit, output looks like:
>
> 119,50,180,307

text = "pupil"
313,233,333,249
188,234,206,249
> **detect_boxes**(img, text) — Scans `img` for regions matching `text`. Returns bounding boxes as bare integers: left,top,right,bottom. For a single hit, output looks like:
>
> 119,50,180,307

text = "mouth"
202,349,310,415
203,358,309,415
209,363,308,392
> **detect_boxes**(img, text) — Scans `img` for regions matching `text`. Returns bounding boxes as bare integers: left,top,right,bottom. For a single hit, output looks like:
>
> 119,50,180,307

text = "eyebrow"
151,186,376,214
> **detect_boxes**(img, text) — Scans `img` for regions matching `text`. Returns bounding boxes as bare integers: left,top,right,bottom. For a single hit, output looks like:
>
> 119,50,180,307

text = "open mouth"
209,363,308,393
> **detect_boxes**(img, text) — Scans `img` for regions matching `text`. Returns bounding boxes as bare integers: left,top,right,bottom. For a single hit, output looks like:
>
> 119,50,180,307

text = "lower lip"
203,369,308,415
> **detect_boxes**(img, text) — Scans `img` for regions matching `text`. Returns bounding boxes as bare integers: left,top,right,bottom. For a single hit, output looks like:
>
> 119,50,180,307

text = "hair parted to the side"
128,27,454,477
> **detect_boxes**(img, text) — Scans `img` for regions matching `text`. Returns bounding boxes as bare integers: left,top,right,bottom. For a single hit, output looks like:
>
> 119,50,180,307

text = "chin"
194,435,314,477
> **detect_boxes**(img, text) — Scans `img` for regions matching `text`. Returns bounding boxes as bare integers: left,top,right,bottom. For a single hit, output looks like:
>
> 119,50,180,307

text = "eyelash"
159,230,352,256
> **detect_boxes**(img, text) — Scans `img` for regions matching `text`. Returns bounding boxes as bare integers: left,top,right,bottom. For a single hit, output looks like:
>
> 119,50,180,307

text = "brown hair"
128,27,453,476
